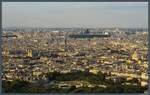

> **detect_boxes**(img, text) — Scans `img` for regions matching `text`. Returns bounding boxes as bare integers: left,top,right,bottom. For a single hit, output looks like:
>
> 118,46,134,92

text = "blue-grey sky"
2,2,148,28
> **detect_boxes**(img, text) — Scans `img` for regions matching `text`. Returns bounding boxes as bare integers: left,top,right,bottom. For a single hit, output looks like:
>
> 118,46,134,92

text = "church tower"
132,51,138,61
27,49,32,57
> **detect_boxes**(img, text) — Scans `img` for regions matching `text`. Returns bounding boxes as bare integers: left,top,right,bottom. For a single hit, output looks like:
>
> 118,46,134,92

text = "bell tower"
27,49,32,57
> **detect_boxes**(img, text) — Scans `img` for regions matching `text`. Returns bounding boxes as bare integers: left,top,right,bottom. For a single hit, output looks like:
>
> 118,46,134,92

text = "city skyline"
2,2,148,28
2,2,148,93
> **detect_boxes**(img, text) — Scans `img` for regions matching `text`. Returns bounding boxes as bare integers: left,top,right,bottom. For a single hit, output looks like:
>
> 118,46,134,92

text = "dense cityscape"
2,27,148,93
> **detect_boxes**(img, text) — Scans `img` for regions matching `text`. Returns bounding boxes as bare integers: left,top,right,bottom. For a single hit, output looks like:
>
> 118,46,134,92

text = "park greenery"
2,71,147,93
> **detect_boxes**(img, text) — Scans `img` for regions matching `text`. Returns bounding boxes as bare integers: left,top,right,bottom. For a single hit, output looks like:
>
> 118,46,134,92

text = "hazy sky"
2,2,148,28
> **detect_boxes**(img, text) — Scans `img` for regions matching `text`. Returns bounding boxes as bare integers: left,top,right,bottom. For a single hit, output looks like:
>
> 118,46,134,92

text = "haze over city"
2,2,148,93
2,2,148,28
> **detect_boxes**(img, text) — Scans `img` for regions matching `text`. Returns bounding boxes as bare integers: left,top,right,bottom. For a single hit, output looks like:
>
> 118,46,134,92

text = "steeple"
132,51,138,61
